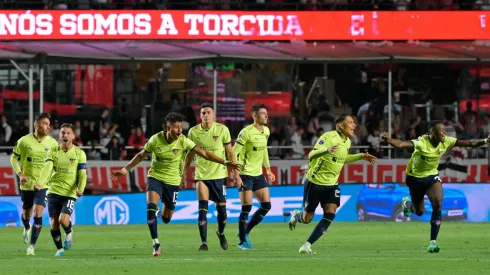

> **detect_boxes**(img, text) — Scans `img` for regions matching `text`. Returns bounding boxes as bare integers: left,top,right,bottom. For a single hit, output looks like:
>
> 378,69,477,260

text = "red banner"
1,11,490,40
0,159,489,195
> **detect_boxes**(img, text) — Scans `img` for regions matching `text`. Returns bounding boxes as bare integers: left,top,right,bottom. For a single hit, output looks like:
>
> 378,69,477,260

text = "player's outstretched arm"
454,138,490,148
345,153,377,164
181,151,195,188
193,146,241,170
309,145,339,160
110,149,148,179
380,132,414,148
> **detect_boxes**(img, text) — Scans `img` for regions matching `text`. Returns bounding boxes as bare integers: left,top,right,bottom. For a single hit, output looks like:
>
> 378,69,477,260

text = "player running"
10,113,58,256
288,114,376,254
38,123,87,257
183,103,238,251
380,121,490,253
110,112,240,257
232,103,275,250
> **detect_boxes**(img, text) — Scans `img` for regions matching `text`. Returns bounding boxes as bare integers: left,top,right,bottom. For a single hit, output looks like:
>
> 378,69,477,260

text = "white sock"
152,238,159,245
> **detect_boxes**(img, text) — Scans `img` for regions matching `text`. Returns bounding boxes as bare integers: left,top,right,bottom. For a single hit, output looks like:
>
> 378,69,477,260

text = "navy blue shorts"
47,193,76,217
303,180,341,213
21,189,48,209
405,174,442,204
239,175,268,192
147,177,180,210
196,179,227,203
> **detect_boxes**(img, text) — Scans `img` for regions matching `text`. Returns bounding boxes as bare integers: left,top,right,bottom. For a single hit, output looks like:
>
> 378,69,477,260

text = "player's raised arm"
454,137,490,148
193,146,240,170
77,151,88,196
380,132,414,148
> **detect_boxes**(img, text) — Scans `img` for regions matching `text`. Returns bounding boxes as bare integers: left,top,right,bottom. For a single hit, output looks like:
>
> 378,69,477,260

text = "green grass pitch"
1,222,489,274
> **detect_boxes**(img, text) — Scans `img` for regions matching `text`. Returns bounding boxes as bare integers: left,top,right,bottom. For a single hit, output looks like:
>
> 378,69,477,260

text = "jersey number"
222,185,227,196
434,176,442,183
66,200,75,211
172,192,179,204
335,189,340,198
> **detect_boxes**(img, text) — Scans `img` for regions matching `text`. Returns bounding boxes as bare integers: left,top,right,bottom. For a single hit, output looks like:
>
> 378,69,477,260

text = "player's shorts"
147,177,180,210
405,174,442,204
239,174,268,192
195,179,227,203
21,189,48,209
47,193,76,217
303,180,341,213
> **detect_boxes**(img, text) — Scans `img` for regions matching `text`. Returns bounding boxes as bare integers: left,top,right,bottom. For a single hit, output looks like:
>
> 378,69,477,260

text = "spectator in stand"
1,115,12,145
284,116,298,143
290,126,305,159
82,119,99,146
134,108,150,138
306,109,320,142
480,114,490,137
104,136,125,160
461,101,478,139
50,120,60,140
299,164,308,185
127,127,146,158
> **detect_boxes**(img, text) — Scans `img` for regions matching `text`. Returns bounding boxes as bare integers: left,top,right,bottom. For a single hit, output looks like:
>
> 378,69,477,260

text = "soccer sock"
405,201,415,213
307,213,335,245
198,200,208,243
147,203,158,242
246,202,271,234
430,210,442,241
30,217,42,245
294,211,305,223
62,221,72,235
238,205,252,243
22,215,30,230
50,229,63,250
216,205,227,235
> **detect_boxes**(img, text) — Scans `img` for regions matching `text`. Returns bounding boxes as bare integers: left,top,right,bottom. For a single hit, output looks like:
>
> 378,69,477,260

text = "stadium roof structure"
2,40,490,64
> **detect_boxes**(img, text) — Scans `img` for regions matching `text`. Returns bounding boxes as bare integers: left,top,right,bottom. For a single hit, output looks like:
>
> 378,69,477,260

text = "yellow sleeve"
445,136,458,148
144,135,156,153
345,153,363,163
77,150,88,193
223,127,232,145
233,129,248,156
10,154,22,175
184,136,197,151
308,135,332,160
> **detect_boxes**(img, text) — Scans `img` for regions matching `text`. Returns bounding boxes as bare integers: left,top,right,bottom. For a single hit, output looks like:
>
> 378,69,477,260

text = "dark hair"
60,123,75,132
164,112,184,125
200,102,213,110
429,121,444,130
250,103,267,115
334,114,352,125
35,112,51,123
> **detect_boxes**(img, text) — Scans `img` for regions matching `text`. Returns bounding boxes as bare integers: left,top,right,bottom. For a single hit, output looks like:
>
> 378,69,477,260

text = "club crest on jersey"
172,149,179,155
213,136,219,141
319,140,324,145
69,158,76,164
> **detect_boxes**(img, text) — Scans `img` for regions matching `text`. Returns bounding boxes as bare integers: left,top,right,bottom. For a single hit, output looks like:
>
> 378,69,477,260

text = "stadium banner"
0,158,488,195
0,11,489,40
0,184,488,227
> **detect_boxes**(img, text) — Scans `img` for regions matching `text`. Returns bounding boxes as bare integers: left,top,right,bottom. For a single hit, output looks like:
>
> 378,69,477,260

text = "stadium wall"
0,157,488,195
0,184,489,227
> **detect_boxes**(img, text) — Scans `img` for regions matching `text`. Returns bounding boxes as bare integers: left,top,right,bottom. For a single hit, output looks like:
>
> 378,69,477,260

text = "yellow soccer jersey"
188,123,232,180
406,135,457,178
144,132,196,185
233,124,270,176
12,134,58,191
47,145,87,199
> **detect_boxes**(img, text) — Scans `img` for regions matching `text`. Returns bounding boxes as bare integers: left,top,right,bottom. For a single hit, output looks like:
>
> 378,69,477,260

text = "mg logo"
94,197,130,225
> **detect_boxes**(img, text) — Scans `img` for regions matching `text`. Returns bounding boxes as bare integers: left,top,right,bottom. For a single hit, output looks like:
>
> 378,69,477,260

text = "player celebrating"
110,112,240,257
380,121,490,253
10,113,58,256
288,114,376,254
183,103,237,251
38,123,87,257
232,103,275,250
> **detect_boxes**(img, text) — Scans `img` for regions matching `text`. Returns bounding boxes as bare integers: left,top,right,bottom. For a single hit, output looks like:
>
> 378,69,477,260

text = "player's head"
34,112,51,137
429,121,446,143
200,102,215,125
164,112,184,139
60,123,75,146
251,104,268,125
335,114,356,138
